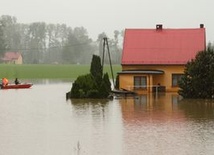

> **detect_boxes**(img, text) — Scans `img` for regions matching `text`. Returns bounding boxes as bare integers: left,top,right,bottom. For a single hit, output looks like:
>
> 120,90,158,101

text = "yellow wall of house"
15,56,23,64
119,65,184,93
5,56,22,64
120,74,151,94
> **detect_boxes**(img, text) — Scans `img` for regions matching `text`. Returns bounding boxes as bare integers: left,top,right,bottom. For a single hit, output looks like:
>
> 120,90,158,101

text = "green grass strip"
0,64,121,79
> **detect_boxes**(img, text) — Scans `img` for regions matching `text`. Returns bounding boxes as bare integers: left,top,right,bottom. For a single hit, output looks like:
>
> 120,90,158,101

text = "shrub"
178,48,214,99
70,55,111,98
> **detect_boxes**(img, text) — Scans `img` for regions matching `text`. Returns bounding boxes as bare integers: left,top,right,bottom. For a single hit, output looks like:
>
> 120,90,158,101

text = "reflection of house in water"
118,24,206,94
120,93,184,123
120,93,214,123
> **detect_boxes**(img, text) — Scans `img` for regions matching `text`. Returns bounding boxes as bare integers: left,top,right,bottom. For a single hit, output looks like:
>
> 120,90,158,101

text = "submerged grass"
0,64,121,79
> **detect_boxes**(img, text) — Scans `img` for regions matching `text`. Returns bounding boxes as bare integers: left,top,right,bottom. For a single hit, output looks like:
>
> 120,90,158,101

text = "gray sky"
1,0,214,42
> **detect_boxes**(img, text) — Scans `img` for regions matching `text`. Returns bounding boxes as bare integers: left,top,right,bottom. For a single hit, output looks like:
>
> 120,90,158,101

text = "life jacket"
2,78,8,86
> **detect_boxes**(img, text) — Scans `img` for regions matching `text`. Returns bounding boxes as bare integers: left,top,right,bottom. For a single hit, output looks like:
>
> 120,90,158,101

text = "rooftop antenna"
102,37,115,88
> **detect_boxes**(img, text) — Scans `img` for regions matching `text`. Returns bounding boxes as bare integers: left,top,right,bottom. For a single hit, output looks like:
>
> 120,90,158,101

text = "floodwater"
0,80,214,155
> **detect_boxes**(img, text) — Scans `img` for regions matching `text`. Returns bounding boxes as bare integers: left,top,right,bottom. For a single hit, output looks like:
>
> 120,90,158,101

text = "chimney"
200,24,204,28
156,24,163,30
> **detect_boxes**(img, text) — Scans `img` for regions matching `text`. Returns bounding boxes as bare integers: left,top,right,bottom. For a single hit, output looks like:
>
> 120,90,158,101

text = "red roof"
2,52,21,61
122,26,206,65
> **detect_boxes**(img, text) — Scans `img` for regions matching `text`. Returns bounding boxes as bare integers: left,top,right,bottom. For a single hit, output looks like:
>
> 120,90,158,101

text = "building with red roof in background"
1,52,23,64
118,24,206,94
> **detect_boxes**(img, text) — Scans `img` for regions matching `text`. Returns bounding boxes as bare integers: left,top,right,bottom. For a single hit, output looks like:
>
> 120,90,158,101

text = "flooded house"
117,24,206,94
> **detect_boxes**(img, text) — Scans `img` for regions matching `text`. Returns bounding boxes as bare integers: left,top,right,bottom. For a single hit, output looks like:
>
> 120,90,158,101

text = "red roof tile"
122,26,206,65
2,52,21,61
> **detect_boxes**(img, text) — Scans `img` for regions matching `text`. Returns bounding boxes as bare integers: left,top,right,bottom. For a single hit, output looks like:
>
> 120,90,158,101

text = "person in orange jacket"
2,78,9,87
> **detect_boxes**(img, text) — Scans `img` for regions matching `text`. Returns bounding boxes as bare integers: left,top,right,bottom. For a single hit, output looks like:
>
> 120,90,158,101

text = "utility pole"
102,37,115,88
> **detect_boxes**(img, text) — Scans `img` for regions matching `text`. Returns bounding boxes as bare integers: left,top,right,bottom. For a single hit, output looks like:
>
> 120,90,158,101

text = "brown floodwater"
0,80,214,155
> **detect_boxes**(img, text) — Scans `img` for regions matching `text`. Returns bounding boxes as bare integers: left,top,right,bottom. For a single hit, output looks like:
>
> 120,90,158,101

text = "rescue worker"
2,78,9,87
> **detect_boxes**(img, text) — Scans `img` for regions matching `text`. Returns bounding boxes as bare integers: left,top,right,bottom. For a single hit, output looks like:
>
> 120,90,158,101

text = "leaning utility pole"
102,37,115,88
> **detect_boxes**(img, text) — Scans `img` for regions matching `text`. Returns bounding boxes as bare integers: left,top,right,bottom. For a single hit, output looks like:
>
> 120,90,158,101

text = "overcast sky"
1,0,214,42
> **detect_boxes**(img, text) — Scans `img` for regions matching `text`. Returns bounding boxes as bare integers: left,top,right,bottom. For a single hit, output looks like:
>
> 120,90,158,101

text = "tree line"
0,15,123,64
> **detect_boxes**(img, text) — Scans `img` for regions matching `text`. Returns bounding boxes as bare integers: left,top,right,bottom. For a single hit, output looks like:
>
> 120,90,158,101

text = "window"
172,74,183,87
134,76,147,89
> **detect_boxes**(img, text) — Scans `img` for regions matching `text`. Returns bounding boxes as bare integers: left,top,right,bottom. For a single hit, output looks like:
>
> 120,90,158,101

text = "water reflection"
118,93,214,155
70,99,109,123
178,99,214,120
1,81,214,155
69,99,123,155
28,78,73,85
119,93,184,124
119,93,214,121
